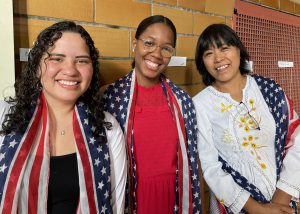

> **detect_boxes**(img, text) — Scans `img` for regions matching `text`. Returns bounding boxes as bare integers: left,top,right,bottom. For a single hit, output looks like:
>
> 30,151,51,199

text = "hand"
258,202,294,214
272,188,292,206
243,197,294,214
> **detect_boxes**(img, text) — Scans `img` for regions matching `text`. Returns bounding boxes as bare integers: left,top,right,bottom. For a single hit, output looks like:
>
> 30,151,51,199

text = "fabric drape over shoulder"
0,93,112,214
103,70,202,214
194,74,300,214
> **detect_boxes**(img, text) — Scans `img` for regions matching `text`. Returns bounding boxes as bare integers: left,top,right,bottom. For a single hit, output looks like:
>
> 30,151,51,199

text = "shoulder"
104,72,132,94
251,74,280,87
192,87,211,106
165,78,192,100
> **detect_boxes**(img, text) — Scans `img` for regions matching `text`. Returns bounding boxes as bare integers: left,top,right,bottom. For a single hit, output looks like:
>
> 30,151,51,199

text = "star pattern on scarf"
77,102,112,213
219,75,291,211
103,73,202,213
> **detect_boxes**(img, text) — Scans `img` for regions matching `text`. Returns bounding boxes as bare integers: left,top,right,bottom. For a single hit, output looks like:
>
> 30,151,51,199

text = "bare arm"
243,196,293,214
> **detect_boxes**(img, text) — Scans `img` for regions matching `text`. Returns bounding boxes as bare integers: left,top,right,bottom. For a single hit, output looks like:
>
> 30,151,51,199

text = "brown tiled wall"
13,0,235,99
13,0,300,213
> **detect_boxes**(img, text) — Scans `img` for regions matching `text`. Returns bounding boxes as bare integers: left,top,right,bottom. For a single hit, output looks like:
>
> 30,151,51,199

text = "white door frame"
0,0,15,100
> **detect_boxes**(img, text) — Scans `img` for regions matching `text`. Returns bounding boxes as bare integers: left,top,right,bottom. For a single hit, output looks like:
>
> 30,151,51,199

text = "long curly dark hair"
1,21,111,140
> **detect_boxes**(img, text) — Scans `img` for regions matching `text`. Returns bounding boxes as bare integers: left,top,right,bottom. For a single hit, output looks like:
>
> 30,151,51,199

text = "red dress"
133,83,178,214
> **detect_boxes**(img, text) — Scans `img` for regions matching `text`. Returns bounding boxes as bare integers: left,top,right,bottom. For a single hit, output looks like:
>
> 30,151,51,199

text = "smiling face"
40,32,93,106
202,43,242,87
133,23,175,87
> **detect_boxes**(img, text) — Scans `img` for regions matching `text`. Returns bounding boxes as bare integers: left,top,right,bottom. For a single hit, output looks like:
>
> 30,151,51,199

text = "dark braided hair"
1,21,111,141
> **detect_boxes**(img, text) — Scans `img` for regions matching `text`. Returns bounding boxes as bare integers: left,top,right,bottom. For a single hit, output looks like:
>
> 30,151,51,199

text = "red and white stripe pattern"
103,70,202,214
0,93,112,213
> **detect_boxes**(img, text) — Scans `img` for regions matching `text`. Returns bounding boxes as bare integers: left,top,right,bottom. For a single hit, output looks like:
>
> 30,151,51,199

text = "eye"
203,51,213,57
76,58,91,64
221,46,229,51
48,56,63,63
162,45,174,53
143,39,155,47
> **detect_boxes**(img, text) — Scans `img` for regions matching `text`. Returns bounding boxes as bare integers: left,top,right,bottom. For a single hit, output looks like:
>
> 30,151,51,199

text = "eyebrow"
48,53,91,59
144,36,174,46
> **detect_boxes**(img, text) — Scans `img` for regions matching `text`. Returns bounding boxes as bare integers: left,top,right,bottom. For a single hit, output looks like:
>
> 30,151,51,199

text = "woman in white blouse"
193,23,300,214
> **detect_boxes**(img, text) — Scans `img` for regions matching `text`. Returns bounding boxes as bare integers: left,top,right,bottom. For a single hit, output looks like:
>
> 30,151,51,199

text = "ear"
132,39,137,52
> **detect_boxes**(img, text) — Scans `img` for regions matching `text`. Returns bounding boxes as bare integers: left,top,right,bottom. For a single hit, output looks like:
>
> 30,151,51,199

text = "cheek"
203,58,213,69
162,58,171,67
82,68,94,83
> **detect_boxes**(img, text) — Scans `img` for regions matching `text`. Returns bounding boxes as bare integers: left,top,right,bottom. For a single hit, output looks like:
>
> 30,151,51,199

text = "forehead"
140,23,175,44
48,32,89,53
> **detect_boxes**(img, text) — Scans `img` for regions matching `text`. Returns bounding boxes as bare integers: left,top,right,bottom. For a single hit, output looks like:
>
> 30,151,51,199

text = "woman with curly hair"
0,21,127,213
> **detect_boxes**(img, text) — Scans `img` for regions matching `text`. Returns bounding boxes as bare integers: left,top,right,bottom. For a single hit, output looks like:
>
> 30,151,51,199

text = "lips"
57,80,78,86
145,59,160,70
216,64,229,71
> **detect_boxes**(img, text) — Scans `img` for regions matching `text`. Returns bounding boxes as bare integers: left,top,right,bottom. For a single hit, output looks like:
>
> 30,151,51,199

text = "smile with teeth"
58,80,78,86
145,60,159,69
216,64,229,70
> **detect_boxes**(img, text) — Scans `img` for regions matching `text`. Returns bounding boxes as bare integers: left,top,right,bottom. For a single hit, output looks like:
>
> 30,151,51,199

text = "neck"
213,74,247,102
44,96,75,136
135,69,160,87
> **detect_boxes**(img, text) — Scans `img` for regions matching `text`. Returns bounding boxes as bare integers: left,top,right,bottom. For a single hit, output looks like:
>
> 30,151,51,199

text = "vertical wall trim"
0,0,15,100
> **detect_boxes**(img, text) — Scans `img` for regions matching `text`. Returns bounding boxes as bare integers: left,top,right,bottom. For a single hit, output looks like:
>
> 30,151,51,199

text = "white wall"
0,0,15,100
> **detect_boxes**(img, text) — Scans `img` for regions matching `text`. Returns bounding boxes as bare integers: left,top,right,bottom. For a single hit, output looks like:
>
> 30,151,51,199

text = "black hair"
195,23,250,86
1,21,111,140
132,15,177,68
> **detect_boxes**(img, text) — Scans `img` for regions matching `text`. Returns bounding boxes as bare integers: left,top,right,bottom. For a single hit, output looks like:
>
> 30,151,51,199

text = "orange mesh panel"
234,0,300,114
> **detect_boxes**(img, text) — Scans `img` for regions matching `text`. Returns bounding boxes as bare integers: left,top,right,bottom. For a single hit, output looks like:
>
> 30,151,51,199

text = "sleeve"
0,101,11,146
0,101,10,123
104,112,127,214
194,99,250,213
276,96,300,200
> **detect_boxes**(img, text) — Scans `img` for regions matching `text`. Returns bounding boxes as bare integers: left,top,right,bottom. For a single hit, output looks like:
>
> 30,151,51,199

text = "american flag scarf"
0,93,112,214
103,70,202,214
215,75,299,214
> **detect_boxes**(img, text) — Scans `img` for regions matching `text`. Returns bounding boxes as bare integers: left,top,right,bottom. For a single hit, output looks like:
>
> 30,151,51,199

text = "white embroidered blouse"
193,75,300,213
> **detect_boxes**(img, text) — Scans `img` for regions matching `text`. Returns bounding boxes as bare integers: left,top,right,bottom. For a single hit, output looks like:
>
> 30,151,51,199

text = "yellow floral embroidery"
238,99,261,131
242,142,249,147
216,197,225,204
221,102,232,113
245,126,250,132
223,129,234,143
220,199,225,204
242,135,268,170
260,163,267,169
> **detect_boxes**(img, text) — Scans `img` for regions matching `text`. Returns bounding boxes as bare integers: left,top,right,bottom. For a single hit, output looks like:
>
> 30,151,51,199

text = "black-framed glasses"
138,38,175,58
237,101,261,131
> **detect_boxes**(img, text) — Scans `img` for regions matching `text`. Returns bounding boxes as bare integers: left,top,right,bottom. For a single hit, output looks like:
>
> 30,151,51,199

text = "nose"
214,50,224,63
150,45,163,58
62,60,78,76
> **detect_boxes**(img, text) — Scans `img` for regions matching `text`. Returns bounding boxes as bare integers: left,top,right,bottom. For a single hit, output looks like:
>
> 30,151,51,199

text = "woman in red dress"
103,15,202,214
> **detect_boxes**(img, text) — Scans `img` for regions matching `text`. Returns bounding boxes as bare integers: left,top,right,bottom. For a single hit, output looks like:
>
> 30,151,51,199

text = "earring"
132,48,135,52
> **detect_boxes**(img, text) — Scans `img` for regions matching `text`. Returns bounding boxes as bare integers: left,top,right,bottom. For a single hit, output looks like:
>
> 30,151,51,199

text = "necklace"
60,130,66,135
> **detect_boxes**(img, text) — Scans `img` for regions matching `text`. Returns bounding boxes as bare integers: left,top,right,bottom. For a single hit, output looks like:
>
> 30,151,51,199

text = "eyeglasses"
237,101,261,131
138,38,175,58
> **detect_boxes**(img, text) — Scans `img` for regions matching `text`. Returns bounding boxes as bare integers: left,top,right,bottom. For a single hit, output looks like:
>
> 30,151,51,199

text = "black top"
47,153,79,214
